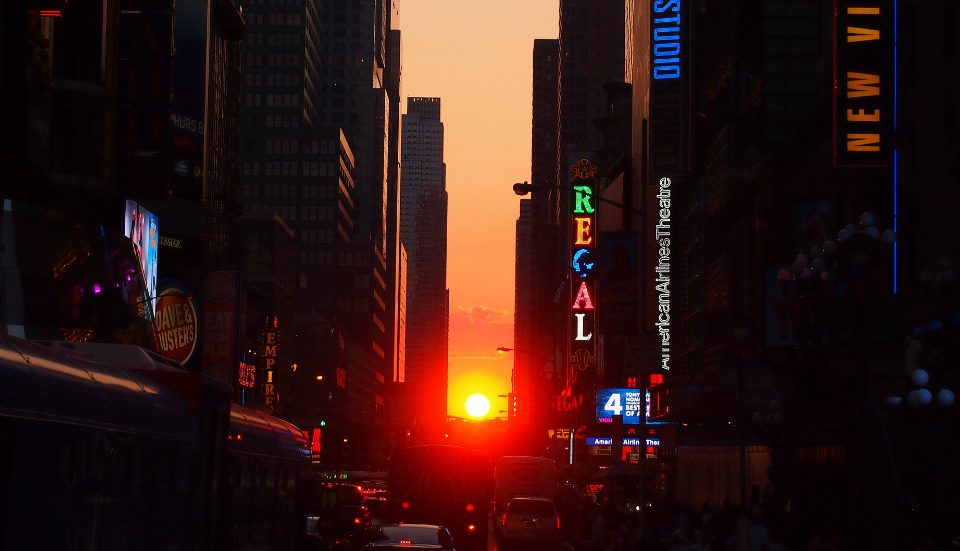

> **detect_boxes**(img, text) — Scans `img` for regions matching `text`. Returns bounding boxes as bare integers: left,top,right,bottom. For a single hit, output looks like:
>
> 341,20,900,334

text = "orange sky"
398,0,559,418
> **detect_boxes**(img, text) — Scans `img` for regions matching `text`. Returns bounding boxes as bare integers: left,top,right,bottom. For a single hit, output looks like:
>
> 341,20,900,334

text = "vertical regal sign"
570,159,600,385
834,0,890,166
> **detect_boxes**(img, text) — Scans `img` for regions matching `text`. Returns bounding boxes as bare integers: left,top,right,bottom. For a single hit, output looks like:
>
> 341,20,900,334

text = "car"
363,524,457,550
304,482,374,549
499,496,560,549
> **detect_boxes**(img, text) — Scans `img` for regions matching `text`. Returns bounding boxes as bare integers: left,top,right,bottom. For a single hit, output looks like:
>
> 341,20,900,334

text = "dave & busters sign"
153,285,199,366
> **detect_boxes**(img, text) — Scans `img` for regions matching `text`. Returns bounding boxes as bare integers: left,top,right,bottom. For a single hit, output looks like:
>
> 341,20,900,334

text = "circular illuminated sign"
154,287,198,365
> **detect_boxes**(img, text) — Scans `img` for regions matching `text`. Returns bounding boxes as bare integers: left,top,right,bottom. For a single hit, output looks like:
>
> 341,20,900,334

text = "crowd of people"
554,485,819,551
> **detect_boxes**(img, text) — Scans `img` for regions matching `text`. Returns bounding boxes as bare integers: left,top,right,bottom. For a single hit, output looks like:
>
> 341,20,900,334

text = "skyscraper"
400,97,448,435
238,0,391,462
316,0,398,392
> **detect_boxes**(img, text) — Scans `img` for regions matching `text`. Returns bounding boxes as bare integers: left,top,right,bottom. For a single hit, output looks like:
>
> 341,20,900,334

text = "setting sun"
464,393,492,418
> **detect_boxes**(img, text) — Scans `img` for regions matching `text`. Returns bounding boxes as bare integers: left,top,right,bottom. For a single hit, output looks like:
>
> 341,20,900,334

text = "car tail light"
401,501,410,509
501,513,507,527
399,539,412,546
467,524,476,532
556,516,561,530
465,503,474,512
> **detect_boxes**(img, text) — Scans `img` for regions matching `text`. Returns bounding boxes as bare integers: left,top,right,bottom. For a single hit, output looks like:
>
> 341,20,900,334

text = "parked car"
499,496,560,549
363,524,456,550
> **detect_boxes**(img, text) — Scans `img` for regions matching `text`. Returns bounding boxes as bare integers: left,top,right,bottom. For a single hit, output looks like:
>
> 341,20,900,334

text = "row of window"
301,251,335,267
301,228,335,244
244,93,300,108
245,54,301,68
245,13,302,26
264,139,299,154
245,32,303,47
245,73,301,88
246,0,302,6
243,183,335,200
242,161,339,178
264,114,302,128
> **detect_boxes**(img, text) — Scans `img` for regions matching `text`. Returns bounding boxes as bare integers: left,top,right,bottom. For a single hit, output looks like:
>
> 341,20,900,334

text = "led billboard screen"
124,200,159,315
596,388,645,425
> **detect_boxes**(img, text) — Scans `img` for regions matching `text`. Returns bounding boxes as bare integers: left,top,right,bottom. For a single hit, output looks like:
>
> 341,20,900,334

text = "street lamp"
512,181,644,216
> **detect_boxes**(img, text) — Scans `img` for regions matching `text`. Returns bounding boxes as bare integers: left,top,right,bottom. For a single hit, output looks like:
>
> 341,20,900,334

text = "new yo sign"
154,287,199,365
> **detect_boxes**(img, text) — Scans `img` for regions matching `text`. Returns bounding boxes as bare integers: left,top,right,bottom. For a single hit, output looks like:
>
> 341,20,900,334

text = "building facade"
400,97,449,437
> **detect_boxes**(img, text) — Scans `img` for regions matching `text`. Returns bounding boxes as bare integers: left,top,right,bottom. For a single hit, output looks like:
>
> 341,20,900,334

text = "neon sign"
569,159,599,379
238,360,256,388
652,0,682,80
834,1,890,166
260,316,279,408
654,177,672,370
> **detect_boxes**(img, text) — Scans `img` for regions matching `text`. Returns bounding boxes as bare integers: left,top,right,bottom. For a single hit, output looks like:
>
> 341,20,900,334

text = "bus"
0,335,311,550
387,445,492,549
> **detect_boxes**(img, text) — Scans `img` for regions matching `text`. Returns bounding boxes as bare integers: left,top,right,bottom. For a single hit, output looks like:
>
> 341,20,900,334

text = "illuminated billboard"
569,159,600,383
171,0,208,190
834,1,891,166
648,0,687,372
596,388,645,425
124,200,159,315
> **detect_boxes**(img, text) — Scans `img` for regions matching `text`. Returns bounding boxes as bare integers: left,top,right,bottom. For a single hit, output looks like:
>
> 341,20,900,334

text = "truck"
493,456,556,523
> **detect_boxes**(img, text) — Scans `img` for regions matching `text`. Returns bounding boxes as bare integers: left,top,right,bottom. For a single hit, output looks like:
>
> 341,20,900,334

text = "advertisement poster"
171,0,208,191
124,200,159,316
595,388,644,425
201,271,239,384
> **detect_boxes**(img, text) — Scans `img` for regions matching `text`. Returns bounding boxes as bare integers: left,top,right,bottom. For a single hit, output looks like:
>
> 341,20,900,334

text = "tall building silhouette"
316,0,401,399
400,97,448,435
238,0,394,463
513,40,562,451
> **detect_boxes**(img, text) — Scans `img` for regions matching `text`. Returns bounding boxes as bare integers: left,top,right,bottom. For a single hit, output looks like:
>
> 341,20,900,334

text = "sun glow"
464,393,491,418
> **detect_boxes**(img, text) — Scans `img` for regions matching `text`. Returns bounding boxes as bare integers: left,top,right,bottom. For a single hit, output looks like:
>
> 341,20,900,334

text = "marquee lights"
572,282,596,310
572,248,595,278
569,159,599,374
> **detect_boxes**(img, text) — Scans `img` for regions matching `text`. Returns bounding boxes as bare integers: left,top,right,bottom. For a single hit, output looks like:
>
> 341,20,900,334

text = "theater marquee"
569,159,600,384
834,1,892,166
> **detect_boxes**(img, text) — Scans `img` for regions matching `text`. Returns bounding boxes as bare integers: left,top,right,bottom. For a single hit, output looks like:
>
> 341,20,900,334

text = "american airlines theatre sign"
649,0,687,371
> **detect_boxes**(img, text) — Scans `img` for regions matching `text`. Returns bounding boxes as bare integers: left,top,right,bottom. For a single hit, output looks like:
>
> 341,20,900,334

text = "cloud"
448,305,513,359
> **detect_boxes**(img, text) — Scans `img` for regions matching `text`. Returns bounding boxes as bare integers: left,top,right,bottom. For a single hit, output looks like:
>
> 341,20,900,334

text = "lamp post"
513,181,645,216
498,346,558,454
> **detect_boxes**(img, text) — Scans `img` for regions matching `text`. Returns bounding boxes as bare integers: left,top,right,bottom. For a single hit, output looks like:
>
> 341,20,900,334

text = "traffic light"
508,393,518,420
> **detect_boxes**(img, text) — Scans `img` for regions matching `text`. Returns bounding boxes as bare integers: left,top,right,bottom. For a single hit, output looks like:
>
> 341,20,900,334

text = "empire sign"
834,1,891,166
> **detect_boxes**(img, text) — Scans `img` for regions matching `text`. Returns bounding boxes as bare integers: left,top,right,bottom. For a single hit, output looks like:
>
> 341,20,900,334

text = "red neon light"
571,281,595,310
573,216,593,245
39,9,62,17
649,373,664,385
